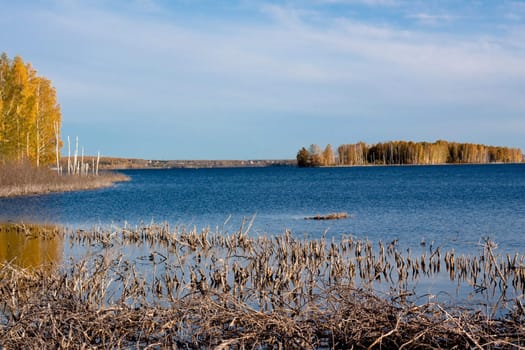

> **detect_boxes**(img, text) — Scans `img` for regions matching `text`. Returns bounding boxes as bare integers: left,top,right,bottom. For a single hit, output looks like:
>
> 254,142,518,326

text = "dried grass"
1,223,524,349
0,160,129,197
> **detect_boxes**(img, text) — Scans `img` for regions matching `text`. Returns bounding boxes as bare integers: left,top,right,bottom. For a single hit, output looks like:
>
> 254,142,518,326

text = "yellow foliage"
0,53,62,166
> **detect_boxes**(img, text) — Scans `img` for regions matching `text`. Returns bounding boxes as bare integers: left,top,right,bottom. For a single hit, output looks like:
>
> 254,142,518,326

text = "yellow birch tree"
0,53,62,166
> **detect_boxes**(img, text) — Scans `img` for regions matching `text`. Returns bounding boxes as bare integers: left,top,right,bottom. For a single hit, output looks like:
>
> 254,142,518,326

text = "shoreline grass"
0,161,129,198
1,223,524,348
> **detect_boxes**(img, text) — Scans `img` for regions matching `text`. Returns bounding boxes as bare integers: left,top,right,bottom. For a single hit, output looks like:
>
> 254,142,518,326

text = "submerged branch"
305,212,350,220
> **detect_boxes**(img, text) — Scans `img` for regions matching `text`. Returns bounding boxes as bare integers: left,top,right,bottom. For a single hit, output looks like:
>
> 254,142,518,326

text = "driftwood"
305,212,349,220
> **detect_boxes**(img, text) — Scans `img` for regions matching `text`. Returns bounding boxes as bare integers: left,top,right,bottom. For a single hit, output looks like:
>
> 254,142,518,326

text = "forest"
0,53,61,167
297,140,524,167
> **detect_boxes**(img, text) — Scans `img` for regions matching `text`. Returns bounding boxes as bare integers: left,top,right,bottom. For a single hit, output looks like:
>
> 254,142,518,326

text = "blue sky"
1,0,524,159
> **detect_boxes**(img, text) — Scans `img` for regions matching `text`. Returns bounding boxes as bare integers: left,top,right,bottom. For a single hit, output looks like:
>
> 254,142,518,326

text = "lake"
2,163,525,312
1,164,525,253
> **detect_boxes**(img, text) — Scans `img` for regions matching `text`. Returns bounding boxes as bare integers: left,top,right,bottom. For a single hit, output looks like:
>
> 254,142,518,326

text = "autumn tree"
308,144,323,167
30,76,61,166
296,147,311,167
338,142,367,165
0,53,61,166
322,144,335,166
297,144,331,167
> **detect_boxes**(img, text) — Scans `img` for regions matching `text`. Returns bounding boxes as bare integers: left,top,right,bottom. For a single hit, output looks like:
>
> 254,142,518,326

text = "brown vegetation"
0,222,524,348
0,160,129,197
305,212,349,220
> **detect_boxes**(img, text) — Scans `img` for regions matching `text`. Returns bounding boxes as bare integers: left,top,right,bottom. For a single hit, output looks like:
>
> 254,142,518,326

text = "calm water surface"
1,164,525,253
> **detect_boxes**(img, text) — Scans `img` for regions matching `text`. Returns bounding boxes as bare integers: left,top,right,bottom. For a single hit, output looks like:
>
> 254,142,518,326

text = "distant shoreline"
87,157,297,170
89,156,525,170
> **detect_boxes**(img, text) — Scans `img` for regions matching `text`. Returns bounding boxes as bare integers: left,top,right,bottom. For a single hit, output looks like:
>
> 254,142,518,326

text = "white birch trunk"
67,136,71,175
54,122,60,175
73,136,78,175
35,82,40,167
96,151,100,176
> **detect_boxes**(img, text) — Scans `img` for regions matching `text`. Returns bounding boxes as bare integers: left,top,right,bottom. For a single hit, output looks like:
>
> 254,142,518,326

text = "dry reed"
1,223,524,349
0,160,129,197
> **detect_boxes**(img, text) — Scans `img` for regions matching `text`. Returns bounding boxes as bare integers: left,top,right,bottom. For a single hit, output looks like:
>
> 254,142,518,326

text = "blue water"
1,164,525,253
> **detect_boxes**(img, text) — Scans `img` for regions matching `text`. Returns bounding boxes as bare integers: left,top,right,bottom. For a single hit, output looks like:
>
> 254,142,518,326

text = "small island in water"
297,140,524,167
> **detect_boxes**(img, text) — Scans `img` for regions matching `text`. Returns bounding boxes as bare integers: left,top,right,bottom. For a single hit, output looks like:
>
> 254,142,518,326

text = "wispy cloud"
407,12,457,26
29,2,525,105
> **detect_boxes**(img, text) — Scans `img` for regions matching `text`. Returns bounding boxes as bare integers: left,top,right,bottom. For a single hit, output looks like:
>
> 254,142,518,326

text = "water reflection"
0,223,63,270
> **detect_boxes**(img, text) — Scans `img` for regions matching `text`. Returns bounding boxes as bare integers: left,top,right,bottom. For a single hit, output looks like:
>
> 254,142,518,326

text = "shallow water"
0,224,63,269
1,221,522,318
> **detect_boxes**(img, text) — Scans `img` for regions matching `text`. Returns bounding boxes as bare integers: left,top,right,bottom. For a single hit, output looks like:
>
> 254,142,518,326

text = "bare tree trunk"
26,132,30,160
36,119,40,167
16,105,21,161
67,136,71,175
54,122,60,175
96,151,100,176
73,136,78,175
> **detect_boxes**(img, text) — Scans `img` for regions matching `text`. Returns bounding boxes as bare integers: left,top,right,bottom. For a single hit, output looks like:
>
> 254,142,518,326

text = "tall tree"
30,76,61,166
296,147,311,167
0,53,62,166
308,144,323,167
322,144,335,166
